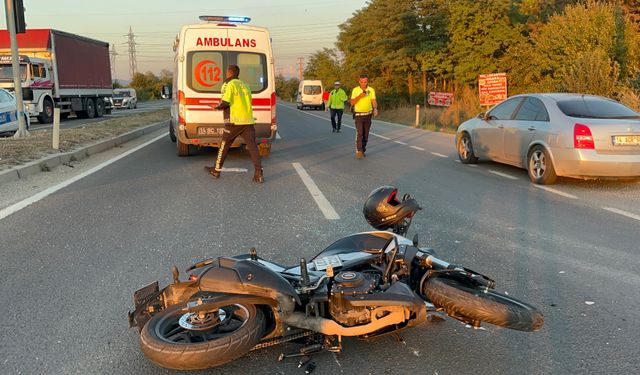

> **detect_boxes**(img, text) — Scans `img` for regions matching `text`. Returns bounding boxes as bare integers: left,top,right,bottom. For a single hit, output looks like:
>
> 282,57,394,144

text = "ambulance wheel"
169,121,177,142
177,139,189,156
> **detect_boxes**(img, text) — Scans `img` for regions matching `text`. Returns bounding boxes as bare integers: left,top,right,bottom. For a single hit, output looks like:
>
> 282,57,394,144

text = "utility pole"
126,26,137,79
109,44,118,81
296,57,304,81
4,0,29,138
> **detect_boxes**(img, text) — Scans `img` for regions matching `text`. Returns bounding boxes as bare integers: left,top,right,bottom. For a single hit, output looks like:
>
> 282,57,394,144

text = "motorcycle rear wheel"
423,276,543,332
140,298,266,370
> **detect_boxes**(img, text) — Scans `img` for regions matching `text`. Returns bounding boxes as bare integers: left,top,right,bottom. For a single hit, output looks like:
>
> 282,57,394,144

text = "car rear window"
303,85,321,95
557,97,640,119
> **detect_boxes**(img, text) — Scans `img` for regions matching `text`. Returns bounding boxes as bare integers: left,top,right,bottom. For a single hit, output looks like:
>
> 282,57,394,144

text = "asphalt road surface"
1,102,639,374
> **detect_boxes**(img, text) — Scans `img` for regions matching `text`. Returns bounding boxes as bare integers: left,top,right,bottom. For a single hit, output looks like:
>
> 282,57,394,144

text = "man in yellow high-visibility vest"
204,65,264,183
350,74,379,159
326,81,348,133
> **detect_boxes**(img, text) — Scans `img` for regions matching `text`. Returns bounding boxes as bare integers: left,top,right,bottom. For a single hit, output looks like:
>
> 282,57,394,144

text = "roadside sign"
428,92,453,107
479,73,507,106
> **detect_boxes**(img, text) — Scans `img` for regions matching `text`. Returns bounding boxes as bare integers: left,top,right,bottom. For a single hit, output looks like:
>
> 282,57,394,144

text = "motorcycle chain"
250,329,320,351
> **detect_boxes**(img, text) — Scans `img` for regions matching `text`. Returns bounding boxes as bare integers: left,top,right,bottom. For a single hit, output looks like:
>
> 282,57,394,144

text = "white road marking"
220,167,248,173
370,132,390,140
454,159,461,163
489,170,519,180
468,164,478,167
0,133,166,221
292,162,340,220
394,140,407,145
276,132,281,140
602,207,640,221
431,152,448,158
533,185,578,199
410,146,425,151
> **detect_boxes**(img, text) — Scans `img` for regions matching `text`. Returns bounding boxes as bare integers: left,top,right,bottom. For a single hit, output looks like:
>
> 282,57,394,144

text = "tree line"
114,70,172,101
301,0,640,112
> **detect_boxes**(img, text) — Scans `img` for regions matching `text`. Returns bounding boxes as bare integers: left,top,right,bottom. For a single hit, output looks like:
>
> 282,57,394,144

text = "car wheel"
527,145,557,185
457,132,479,164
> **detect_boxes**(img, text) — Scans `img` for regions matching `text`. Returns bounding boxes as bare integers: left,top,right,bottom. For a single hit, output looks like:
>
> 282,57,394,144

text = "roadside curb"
0,120,168,185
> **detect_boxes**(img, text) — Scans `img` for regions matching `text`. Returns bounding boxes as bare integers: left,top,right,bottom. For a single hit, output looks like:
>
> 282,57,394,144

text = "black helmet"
363,186,421,234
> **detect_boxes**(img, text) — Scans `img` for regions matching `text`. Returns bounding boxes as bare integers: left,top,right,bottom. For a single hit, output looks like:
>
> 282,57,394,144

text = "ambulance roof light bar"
199,16,251,23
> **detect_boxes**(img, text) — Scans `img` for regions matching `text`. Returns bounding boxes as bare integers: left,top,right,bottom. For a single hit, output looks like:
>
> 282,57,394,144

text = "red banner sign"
428,92,454,107
478,73,507,106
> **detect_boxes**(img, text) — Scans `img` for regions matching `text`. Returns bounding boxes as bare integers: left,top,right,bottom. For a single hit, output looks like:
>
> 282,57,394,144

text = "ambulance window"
187,51,225,92
236,53,267,93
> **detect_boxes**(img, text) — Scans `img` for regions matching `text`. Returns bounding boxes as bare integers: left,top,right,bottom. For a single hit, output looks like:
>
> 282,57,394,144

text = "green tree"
303,48,342,91
275,74,299,102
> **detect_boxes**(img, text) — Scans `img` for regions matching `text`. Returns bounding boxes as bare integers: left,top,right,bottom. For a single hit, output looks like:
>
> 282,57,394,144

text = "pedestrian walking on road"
326,81,348,133
204,65,264,183
350,74,378,158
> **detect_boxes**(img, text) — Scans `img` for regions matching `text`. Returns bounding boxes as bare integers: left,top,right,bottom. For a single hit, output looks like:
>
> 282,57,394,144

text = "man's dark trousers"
330,108,343,131
354,114,372,152
215,124,262,171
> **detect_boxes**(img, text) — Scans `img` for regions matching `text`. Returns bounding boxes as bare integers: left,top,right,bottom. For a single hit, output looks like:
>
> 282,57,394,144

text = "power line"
109,44,118,80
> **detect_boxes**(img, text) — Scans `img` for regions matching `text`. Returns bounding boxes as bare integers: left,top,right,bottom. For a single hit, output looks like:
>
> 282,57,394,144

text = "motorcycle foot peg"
297,355,311,368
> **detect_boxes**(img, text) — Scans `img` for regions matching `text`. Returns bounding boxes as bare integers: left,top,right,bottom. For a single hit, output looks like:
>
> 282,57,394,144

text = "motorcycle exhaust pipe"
281,307,406,337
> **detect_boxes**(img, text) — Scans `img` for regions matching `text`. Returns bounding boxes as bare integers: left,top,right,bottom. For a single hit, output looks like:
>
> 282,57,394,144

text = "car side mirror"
478,112,486,120
161,85,172,99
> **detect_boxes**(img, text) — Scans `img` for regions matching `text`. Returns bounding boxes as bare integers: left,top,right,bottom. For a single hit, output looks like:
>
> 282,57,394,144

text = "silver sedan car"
456,93,640,184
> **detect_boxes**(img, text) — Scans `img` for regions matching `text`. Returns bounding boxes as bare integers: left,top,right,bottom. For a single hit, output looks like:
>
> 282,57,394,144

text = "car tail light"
574,123,594,149
270,91,277,125
178,90,186,125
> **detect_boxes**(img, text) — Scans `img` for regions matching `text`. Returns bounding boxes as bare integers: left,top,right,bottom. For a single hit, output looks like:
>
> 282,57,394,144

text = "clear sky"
1,0,368,81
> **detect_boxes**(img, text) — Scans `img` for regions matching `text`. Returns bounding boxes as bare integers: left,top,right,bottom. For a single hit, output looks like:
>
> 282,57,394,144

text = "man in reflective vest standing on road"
350,74,378,159
205,64,264,183
326,81,348,133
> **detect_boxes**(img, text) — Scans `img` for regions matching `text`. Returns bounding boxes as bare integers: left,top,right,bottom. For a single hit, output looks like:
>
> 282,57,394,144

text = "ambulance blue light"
199,15,251,23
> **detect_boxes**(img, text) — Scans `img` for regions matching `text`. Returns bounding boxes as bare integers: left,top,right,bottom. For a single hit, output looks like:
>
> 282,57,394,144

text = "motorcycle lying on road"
128,186,543,370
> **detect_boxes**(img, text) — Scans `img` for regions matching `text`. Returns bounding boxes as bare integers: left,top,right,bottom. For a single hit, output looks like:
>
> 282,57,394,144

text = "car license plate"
612,135,640,146
197,127,224,136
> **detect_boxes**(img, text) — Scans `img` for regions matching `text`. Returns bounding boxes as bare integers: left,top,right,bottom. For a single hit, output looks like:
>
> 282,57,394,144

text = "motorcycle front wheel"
139,298,266,370
423,276,543,332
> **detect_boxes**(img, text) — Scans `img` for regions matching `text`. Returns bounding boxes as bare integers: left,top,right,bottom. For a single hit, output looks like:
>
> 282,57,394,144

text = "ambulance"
169,16,277,156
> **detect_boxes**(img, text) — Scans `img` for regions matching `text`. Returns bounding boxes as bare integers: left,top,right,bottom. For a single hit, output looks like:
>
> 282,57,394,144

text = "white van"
296,80,324,110
169,16,277,156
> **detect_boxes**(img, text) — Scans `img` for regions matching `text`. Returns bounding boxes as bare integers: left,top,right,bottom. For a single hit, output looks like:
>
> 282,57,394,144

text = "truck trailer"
0,29,113,123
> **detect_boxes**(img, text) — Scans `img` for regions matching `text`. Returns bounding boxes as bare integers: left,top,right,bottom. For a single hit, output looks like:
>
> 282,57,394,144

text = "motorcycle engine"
329,271,377,326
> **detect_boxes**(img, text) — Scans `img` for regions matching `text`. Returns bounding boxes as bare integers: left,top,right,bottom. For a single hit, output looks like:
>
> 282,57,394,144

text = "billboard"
428,92,454,107
479,73,507,106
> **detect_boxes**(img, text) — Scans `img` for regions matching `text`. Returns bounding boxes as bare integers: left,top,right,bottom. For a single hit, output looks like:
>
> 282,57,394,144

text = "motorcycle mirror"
412,234,419,247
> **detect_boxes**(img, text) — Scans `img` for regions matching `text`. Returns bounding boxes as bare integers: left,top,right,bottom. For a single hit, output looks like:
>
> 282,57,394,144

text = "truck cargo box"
0,29,111,89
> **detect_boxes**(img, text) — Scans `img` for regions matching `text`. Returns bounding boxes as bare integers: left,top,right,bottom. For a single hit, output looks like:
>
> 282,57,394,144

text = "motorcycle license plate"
133,281,159,308
197,127,224,136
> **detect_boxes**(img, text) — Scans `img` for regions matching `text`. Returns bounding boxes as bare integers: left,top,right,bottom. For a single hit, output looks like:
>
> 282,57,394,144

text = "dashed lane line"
489,170,519,180
533,185,578,199
602,207,640,222
394,140,407,145
411,146,425,151
431,152,448,158
292,162,340,220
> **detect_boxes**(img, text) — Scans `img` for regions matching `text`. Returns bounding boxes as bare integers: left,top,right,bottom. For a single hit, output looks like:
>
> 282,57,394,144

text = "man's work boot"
204,166,220,179
253,168,264,183
355,151,364,159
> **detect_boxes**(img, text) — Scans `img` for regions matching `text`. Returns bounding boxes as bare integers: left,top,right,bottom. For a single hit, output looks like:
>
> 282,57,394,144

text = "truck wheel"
60,112,70,120
95,99,105,118
37,98,54,124
85,99,96,119
177,139,189,156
